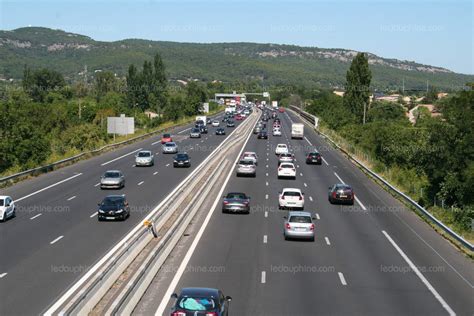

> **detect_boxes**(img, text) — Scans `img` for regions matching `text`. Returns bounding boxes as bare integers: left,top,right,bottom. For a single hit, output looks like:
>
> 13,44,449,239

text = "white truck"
272,101,278,109
225,106,236,114
196,115,207,126
291,123,304,139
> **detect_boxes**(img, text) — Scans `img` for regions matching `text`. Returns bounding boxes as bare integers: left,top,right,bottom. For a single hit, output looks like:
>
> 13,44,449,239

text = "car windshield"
137,152,151,157
102,196,123,206
104,172,120,178
289,216,312,223
192,128,200,132
226,193,247,199
178,297,216,311
163,134,170,138
176,154,188,159
165,143,175,147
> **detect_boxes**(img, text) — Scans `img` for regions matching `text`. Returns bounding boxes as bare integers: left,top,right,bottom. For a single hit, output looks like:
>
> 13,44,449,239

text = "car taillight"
171,312,186,316
243,201,249,205
223,201,229,205
278,167,282,171
205,313,218,316
281,195,285,200
299,196,303,200
310,224,315,230
332,192,336,198
292,168,295,171
285,223,291,229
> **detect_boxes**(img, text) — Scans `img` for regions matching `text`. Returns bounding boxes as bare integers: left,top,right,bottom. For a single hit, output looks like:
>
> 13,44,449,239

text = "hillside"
1,27,472,90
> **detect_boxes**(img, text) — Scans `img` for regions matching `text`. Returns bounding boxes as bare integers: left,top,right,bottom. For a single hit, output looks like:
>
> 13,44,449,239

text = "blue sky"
1,0,472,74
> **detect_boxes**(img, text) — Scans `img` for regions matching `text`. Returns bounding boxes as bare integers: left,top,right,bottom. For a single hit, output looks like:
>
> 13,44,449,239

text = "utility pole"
402,78,405,94
363,102,366,125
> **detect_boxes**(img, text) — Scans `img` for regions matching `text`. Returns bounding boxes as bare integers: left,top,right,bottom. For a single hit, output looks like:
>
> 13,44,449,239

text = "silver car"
278,153,295,165
190,128,201,138
135,150,154,166
162,142,178,154
100,170,125,189
236,159,256,177
284,211,315,241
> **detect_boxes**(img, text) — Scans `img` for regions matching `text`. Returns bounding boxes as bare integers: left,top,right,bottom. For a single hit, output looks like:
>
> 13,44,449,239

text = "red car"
235,114,244,120
161,133,172,144
278,107,285,113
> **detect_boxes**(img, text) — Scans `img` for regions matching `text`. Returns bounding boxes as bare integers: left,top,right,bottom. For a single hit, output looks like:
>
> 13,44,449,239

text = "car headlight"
98,209,105,213
116,209,124,213
184,160,189,163
174,160,178,163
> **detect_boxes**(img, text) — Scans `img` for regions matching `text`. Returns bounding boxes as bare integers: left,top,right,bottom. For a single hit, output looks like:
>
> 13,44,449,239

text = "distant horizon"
3,25,471,76
1,0,472,75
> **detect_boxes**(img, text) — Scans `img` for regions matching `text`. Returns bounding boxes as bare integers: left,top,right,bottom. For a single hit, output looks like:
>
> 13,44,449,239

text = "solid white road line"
322,157,329,166
338,272,347,285
151,140,161,145
304,136,313,146
334,172,345,184
309,196,313,202
67,196,76,201
138,181,144,186
50,236,64,245
177,127,191,134
101,148,143,166
382,230,455,316
261,271,266,284
263,235,268,244
325,237,331,245
316,213,320,220
0,273,7,278
94,182,101,187
90,212,98,218
153,171,158,175
30,213,42,220
155,116,255,316
16,173,83,202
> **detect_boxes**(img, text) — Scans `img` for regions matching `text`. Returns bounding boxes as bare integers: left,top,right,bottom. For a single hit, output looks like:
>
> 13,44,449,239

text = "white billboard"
107,115,135,135
202,102,209,113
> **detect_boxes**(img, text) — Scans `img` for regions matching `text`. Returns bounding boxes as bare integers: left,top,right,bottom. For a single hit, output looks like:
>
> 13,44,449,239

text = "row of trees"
304,53,473,231
0,52,214,175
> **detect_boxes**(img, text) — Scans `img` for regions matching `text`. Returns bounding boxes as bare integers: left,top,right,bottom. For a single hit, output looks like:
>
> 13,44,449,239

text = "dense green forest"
1,27,473,90
295,54,474,238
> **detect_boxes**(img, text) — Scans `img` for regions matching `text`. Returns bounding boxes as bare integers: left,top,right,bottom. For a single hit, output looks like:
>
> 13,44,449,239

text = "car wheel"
12,207,16,218
350,200,354,206
328,197,333,204
284,235,289,241
222,209,227,214
310,236,315,242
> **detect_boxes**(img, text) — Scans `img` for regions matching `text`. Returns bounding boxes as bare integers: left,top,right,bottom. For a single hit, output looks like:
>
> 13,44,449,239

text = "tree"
343,53,372,124
184,81,207,116
22,67,65,102
95,71,118,100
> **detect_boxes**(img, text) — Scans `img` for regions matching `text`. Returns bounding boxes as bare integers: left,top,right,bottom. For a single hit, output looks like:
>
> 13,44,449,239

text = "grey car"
236,159,256,177
100,170,125,189
135,150,154,166
162,142,178,154
190,128,201,138
284,211,315,241
278,153,295,165
222,192,250,214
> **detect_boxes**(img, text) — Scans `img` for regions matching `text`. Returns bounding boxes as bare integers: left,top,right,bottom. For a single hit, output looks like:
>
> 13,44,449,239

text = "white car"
279,188,304,210
275,144,289,155
135,150,154,166
212,120,220,127
242,151,258,165
278,162,296,179
162,142,178,154
0,196,16,222
273,128,282,136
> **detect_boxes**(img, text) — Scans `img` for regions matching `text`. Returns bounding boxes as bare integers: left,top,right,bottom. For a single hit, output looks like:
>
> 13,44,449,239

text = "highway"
137,108,473,315
1,107,473,315
0,113,247,315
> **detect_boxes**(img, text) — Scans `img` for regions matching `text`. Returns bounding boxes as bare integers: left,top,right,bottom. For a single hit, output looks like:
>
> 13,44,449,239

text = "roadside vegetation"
294,53,473,241
0,52,223,177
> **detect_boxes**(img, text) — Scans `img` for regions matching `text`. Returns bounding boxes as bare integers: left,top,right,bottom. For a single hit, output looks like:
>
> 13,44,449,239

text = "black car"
216,127,226,135
306,151,322,165
206,118,212,125
171,287,232,316
328,184,354,205
199,125,208,134
98,195,130,221
226,120,235,127
257,130,268,139
173,153,191,168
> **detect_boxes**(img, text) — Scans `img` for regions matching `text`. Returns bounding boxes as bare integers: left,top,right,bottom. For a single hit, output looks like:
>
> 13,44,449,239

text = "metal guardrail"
289,105,474,252
0,111,223,185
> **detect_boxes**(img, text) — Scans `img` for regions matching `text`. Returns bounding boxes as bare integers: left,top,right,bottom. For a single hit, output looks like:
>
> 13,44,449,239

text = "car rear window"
239,160,254,165
227,193,247,199
178,297,216,311
283,191,301,197
104,172,120,178
289,216,312,223
281,164,294,168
